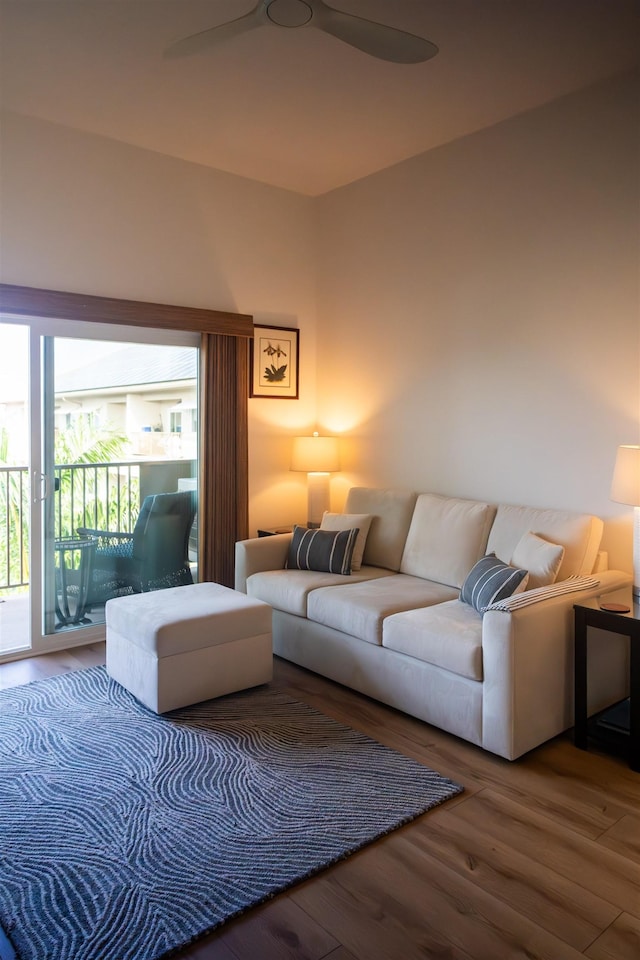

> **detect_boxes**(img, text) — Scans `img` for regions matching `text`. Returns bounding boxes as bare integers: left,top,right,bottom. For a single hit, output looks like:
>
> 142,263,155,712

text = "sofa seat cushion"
246,566,393,617
383,599,483,681
307,574,459,646
399,493,496,588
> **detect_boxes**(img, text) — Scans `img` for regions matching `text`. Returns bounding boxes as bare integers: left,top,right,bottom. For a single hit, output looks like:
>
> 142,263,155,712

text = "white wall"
316,73,640,572
2,73,639,572
0,112,319,531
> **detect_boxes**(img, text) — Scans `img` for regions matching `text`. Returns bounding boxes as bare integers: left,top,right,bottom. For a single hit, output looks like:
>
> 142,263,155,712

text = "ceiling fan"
164,0,439,64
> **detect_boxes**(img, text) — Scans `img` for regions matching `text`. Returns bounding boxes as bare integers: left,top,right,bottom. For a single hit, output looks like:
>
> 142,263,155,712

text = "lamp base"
307,472,330,528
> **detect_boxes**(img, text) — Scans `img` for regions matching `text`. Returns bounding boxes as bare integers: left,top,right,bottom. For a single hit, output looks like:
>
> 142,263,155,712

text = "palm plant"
0,419,139,588
54,418,139,538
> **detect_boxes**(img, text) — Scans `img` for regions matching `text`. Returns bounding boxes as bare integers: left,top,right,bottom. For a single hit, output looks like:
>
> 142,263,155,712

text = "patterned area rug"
0,666,463,960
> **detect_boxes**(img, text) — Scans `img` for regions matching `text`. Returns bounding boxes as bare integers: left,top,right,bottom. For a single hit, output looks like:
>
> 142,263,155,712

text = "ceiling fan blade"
312,1,438,64
164,2,263,59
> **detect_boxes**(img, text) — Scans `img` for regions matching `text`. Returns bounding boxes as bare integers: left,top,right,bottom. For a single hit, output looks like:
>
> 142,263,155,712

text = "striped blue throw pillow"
286,525,359,575
460,554,529,613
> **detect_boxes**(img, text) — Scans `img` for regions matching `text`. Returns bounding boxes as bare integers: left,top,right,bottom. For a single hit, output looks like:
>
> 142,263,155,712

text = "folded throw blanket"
486,575,601,612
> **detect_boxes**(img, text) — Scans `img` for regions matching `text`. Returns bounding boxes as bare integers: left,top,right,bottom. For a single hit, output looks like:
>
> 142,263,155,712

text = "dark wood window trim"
0,283,252,588
0,283,253,338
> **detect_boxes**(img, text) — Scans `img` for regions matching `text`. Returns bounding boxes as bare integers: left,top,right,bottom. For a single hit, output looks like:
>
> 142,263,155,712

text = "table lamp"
291,433,341,528
610,444,640,599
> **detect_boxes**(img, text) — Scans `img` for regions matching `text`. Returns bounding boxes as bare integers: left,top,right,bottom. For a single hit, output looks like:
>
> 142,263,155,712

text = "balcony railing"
54,460,141,543
1,466,29,589
0,459,195,592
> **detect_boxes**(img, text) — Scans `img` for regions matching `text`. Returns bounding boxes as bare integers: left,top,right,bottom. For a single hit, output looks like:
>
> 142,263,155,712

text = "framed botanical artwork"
250,324,299,399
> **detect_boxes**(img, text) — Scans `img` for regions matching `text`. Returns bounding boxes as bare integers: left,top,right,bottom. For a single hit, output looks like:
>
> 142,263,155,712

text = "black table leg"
574,607,588,750
631,633,640,772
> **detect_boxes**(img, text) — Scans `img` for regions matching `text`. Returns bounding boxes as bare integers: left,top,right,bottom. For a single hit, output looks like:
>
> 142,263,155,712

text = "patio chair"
78,490,196,605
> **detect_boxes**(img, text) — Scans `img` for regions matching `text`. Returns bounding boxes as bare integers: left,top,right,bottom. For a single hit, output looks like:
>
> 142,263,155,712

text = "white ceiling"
1,0,639,196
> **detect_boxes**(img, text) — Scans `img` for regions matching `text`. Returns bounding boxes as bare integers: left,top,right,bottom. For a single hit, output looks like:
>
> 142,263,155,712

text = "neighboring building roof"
56,344,197,394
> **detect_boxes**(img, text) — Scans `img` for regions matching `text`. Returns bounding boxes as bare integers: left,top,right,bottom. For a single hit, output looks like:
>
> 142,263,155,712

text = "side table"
257,525,297,537
573,592,639,771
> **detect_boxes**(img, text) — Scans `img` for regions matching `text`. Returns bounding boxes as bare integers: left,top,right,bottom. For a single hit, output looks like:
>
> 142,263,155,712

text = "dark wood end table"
574,590,639,771
257,525,297,537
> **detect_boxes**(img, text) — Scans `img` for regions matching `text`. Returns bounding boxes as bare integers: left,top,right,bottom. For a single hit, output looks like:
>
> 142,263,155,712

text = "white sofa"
235,487,631,760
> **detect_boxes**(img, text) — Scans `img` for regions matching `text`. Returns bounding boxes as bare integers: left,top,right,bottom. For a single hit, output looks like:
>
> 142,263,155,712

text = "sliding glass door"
0,318,200,661
0,323,31,656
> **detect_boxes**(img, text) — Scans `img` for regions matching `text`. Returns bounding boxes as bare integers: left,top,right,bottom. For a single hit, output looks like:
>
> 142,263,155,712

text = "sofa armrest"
481,569,632,760
235,534,292,592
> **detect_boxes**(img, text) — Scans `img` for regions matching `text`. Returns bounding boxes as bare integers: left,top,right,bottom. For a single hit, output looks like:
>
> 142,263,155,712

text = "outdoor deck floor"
0,593,108,656
0,594,30,655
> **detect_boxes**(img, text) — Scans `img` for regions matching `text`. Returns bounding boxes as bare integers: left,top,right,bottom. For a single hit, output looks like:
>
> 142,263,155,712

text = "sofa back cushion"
400,494,497,588
344,487,417,571
486,503,603,579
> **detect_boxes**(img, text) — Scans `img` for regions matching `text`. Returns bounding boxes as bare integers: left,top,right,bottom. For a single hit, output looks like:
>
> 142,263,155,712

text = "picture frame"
250,324,299,399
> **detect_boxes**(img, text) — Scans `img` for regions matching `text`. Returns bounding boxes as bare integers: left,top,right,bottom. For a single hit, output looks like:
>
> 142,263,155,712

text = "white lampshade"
290,434,341,474
611,445,640,506
611,444,640,600
290,433,341,527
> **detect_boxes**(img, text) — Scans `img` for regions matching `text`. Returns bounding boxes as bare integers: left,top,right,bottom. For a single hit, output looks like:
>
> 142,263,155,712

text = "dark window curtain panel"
199,332,249,588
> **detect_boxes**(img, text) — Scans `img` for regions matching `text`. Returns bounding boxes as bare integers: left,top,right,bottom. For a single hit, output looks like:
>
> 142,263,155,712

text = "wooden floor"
1,645,639,960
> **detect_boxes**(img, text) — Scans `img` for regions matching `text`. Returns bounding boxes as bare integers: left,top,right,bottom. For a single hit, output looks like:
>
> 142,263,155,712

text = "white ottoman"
105,582,272,713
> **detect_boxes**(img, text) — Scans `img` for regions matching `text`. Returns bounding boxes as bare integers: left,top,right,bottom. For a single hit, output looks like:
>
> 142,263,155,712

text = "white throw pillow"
511,531,565,589
321,512,372,571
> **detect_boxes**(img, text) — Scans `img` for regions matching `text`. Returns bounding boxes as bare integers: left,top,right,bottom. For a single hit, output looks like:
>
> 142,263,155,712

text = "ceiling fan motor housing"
265,0,313,28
